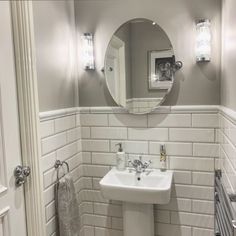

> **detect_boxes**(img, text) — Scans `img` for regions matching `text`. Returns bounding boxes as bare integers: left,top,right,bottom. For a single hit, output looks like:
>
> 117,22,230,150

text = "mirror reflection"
104,19,177,114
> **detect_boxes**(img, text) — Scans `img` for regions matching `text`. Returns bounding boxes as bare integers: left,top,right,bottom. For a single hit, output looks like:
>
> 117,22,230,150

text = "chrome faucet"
128,156,152,173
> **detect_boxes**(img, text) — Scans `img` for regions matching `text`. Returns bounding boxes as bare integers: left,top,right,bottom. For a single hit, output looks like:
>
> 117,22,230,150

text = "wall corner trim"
39,107,79,121
219,106,236,123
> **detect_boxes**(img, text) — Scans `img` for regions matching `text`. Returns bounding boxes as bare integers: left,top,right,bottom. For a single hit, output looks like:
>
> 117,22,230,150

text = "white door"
0,2,28,236
106,36,126,107
106,54,119,101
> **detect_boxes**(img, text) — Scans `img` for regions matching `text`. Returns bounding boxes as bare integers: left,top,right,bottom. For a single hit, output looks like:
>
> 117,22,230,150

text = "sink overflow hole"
137,177,141,181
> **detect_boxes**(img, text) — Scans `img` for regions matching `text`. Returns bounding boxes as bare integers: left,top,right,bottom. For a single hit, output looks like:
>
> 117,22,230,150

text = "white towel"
56,174,80,236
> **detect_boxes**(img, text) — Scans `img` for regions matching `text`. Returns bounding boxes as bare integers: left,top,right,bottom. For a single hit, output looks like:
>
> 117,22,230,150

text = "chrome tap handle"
128,159,137,168
127,157,152,173
144,160,152,165
127,159,132,167
143,160,152,169
133,159,139,166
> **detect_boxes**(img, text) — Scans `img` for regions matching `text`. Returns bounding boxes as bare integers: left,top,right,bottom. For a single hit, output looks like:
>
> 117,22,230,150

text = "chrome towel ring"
54,160,70,180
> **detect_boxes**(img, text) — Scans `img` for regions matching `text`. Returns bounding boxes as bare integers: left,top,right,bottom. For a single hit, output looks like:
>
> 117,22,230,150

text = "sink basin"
100,168,173,204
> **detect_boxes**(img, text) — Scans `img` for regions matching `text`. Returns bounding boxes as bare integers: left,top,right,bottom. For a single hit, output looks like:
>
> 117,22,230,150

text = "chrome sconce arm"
173,61,183,71
156,59,183,82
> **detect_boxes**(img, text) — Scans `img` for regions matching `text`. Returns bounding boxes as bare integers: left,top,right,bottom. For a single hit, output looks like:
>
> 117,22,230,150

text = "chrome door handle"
14,165,31,187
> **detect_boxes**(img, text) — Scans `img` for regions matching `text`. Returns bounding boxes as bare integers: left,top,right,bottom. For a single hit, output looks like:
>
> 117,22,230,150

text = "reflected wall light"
81,33,95,70
196,19,211,62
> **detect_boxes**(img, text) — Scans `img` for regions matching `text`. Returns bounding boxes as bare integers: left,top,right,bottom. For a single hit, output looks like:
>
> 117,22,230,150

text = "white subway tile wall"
219,111,236,195
40,113,82,236
78,110,218,236
40,107,221,236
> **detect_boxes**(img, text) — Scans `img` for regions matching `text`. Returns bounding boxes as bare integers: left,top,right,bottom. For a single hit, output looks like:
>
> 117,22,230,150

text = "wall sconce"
81,33,95,70
196,19,211,62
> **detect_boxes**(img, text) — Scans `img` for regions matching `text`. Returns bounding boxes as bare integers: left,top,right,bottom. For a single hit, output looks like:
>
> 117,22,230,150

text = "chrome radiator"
215,170,236,236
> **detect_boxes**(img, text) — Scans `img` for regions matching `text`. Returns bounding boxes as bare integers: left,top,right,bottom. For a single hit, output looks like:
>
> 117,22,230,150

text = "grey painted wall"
114,21,171,100
75,0,221,107
221,0,236,111
130,21,171,98
33,0,78,112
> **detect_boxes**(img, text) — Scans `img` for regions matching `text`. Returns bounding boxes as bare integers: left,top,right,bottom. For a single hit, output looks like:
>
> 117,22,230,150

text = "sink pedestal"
100,168,173,236
123,202,154,236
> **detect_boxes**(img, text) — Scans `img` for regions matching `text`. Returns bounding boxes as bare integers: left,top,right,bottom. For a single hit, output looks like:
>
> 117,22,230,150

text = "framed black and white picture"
148,49,175,90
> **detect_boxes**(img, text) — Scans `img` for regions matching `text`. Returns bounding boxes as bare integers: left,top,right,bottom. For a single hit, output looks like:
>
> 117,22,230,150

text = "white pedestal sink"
100,168,173,236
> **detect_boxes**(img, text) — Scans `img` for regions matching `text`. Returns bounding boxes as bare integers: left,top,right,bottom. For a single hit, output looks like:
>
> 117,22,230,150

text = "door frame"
10,1,46,236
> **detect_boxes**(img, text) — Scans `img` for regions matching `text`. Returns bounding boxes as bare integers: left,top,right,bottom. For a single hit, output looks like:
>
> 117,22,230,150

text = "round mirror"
104,19,181,114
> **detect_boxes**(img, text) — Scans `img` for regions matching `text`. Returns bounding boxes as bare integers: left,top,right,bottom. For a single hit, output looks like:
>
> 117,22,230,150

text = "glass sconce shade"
81,33,95,70
196,19,211,62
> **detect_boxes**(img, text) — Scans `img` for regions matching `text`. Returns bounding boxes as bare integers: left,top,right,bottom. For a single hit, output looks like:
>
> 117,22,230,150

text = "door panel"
0,1,27,236
0,207,10,236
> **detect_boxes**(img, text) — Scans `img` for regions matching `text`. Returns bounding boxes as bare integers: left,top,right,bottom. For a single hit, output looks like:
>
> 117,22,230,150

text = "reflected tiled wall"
39,106,221,236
